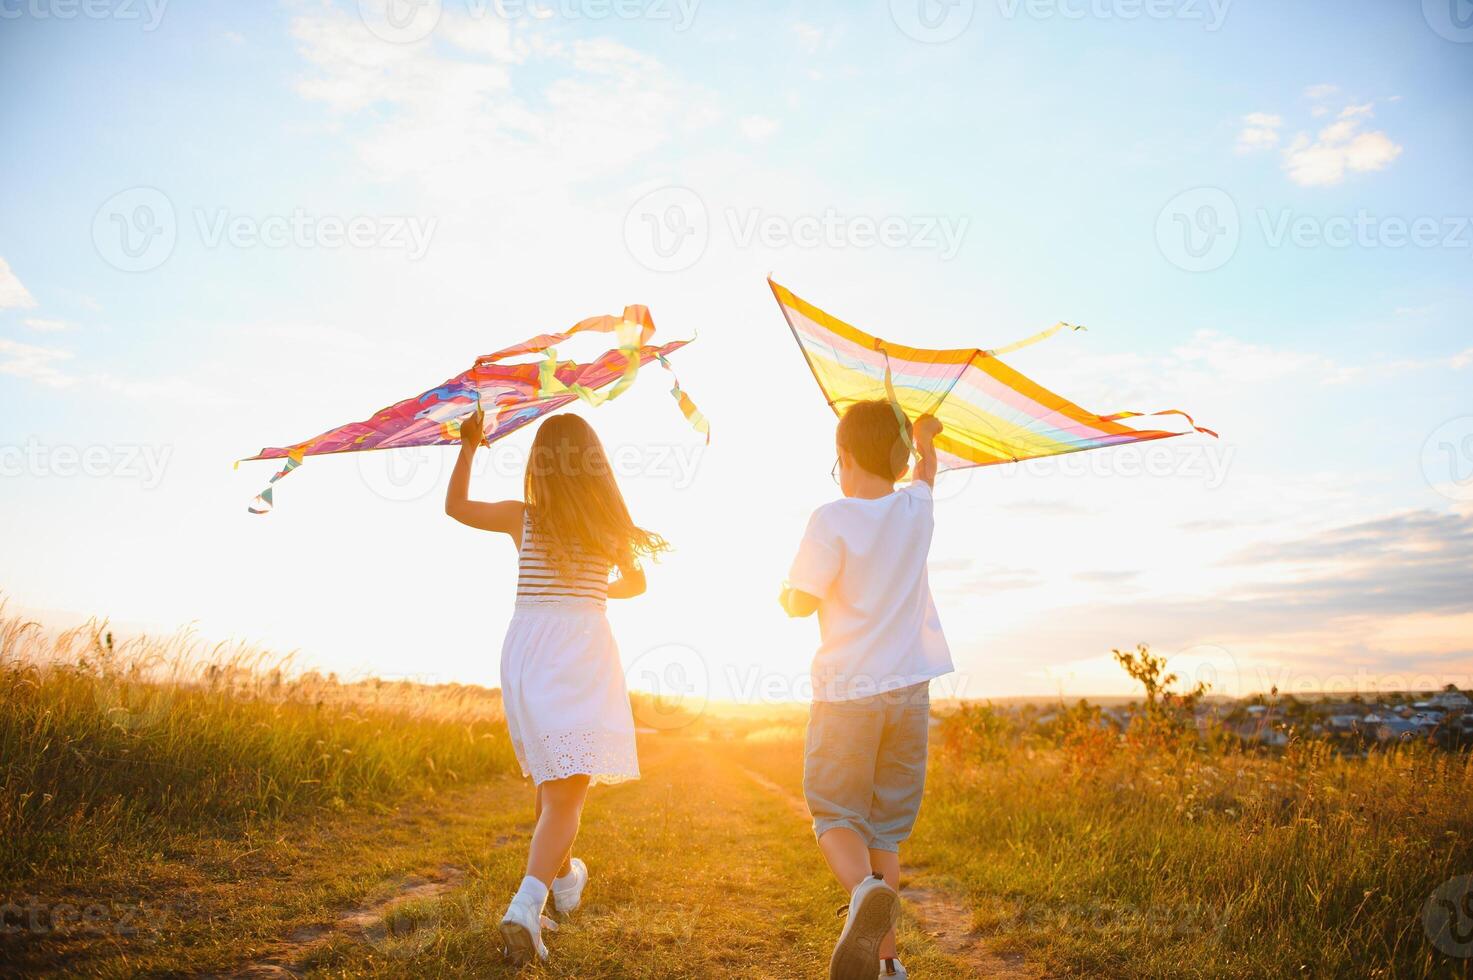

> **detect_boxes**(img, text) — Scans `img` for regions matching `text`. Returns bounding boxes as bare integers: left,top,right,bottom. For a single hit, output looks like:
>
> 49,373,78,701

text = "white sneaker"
498,896,550,965
830,874,899,980
552,858,589,914
879,957,908,978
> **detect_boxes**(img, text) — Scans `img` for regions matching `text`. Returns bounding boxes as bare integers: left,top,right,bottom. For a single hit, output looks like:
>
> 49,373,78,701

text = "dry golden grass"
4,604,1472,977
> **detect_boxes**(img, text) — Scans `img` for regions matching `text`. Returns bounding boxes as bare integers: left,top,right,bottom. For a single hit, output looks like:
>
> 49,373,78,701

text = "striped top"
515,511,611,607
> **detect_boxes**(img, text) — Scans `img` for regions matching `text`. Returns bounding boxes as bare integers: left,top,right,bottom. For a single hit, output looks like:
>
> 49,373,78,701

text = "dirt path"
739,765,1042,979
218,865,469,978
7,736,1037,978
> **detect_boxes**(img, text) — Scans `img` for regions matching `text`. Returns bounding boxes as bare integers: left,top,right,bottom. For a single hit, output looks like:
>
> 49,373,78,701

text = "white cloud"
1453,348,1473,370
1237,93,1403,187
0,338,73,387
740,115,780,143
792,21,824,53
1281,102,1402,187
23,318,73,332
0,257,37,310
1235,112,1282,154
290,6,705,202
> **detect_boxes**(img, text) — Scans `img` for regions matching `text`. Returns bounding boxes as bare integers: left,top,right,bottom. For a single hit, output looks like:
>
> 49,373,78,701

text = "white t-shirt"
787,481,954,702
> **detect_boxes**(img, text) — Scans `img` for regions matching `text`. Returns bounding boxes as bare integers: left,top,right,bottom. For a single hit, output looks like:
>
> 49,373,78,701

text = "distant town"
1012,685,1473,751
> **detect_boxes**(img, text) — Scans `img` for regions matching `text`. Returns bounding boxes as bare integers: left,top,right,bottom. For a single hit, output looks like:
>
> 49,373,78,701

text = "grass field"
2,606,1471,978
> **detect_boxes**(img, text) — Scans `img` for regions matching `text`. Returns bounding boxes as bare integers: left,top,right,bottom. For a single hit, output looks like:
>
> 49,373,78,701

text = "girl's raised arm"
444,409,524,538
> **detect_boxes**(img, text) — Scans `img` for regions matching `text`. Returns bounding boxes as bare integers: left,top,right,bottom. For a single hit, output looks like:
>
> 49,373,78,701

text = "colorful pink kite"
240,306,707,514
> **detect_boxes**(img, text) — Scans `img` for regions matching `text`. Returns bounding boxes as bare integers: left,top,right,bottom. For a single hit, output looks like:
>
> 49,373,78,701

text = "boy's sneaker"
830,874,899,980
552,858,588,914
498,896,550,965
879,957,908,978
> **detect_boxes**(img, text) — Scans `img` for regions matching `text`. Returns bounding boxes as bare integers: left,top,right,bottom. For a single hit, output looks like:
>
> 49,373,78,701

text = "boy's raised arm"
911,414,942,487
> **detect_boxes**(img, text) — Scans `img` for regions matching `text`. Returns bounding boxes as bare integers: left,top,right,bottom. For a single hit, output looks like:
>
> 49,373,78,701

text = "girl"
445,408,667,965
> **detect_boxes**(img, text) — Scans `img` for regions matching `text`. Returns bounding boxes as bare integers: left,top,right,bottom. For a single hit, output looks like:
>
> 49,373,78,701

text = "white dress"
499,513,640,786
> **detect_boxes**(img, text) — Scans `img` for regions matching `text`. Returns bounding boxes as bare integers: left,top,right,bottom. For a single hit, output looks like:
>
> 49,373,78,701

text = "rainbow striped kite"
241,306,707,514
769,278,1214,472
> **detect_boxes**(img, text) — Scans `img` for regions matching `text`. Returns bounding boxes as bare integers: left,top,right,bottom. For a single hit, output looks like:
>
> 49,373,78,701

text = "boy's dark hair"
837,400,909,482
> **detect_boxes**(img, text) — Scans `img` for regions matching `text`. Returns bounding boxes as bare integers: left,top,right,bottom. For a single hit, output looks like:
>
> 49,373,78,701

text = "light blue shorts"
802,682,930,853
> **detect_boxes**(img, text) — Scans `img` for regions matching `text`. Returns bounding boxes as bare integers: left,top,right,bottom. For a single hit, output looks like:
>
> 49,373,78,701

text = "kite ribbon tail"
880,351,919,462
247,455,303,515
1101,409,1219,439
983,321,1086,357
657,353,710,444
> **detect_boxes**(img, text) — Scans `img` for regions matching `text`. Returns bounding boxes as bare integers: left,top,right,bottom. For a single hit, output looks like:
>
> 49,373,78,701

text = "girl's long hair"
523,414,670,577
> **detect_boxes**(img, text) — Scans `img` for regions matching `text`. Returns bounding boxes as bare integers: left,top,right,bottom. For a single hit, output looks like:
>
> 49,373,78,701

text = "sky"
1,0,1471,704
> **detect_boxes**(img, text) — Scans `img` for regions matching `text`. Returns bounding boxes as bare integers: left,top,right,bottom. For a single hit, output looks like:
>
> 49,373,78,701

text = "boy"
781,400,954,980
